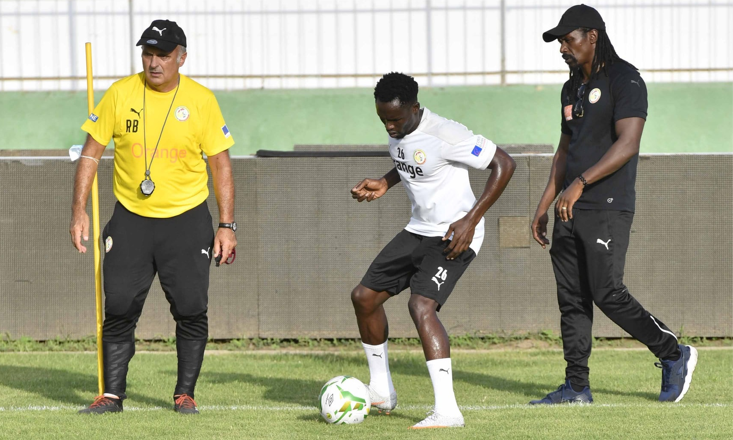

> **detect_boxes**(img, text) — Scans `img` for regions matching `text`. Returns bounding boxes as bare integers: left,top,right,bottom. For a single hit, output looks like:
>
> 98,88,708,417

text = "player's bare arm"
351,167,401,203
443,147,516,260
555,117,644,222
531,133,570,248
70,134,106,253
208,149,237,264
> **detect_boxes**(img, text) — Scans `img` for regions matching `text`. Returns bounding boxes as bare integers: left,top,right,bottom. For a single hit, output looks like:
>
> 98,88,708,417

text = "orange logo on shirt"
131,142,187,163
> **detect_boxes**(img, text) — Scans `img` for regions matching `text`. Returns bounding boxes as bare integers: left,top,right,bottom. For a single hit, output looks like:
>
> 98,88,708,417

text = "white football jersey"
389,107,497,254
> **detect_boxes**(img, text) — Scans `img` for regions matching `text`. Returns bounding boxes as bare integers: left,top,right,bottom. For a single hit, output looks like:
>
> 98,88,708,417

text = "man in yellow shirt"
70,19,237,415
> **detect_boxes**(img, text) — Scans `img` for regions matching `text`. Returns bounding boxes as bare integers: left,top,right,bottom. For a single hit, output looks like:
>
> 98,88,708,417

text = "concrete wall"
0,152,730,340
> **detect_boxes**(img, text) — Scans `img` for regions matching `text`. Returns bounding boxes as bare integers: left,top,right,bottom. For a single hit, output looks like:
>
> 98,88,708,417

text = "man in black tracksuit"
530,4,697,404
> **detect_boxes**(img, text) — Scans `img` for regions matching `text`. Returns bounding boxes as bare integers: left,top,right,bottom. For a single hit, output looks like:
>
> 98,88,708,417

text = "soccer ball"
318,376,371,424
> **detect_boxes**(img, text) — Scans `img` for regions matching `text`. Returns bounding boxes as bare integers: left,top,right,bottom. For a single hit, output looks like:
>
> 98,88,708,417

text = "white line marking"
0,403,730,413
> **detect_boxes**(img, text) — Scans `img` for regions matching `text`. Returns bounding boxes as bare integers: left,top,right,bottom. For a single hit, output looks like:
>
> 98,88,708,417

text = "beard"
563,54,579,68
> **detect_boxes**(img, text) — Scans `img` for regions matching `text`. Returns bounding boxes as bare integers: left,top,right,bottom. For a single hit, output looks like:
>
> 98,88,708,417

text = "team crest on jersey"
589,88,601,104
413,149,427,165
105,236,113,253
175,106,189,121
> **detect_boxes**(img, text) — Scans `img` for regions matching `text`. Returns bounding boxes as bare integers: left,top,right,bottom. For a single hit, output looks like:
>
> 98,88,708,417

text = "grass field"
0,347,730,439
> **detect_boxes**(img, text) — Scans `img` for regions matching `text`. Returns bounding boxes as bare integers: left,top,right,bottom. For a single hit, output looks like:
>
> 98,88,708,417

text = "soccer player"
350,72,515,428
70,19,237,414
530,4,697,404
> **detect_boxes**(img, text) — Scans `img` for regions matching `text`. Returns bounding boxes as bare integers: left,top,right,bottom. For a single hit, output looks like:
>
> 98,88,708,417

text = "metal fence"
0,0,732,91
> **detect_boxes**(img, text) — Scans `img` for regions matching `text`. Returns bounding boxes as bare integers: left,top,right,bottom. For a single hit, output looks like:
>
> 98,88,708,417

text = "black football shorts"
360,230,476,310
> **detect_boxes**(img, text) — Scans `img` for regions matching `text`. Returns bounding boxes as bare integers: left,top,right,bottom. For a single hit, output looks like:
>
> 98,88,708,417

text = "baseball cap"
136,19,187,53
542,4,605,42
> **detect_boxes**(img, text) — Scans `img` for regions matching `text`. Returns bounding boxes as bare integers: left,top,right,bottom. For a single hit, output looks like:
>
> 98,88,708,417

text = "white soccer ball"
318,375,371,424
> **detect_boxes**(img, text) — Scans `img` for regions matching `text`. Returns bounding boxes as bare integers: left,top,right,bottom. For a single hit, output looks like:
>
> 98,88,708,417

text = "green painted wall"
1,83,731,155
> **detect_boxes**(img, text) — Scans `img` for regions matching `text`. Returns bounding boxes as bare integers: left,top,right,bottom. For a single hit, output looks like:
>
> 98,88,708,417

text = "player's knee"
595,287,631,312
408,295,436,323
171,295,208,318
351,285,373,310
176,312,208,340
102,314,137,342
104,294,142,320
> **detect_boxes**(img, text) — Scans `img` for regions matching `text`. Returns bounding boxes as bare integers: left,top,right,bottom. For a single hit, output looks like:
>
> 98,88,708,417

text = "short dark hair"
374,72,419,106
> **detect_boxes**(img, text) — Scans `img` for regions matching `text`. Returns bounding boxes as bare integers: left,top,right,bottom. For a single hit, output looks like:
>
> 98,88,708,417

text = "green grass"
0,348,730,439
1,333,727,352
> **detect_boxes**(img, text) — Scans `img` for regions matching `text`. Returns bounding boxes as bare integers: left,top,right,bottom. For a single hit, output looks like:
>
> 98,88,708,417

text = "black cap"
542,4,605,42
136,19,186,53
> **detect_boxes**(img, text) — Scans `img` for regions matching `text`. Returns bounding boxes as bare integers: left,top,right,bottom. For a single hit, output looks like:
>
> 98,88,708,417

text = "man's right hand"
351,178,388,202
531,212,550,249
70,210,91,253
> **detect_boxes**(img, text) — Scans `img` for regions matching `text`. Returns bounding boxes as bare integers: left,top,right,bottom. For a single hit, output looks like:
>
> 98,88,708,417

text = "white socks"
426,358,461,417
362,341,395,397
362,343,460,416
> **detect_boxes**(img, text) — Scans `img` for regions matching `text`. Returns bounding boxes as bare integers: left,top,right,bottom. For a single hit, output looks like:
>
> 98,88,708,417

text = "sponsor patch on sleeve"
471,136,488,157
221,124,230,138
88,113,99,122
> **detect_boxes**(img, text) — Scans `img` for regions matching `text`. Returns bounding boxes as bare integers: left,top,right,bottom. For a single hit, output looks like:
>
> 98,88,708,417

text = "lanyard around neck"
142,76,180,180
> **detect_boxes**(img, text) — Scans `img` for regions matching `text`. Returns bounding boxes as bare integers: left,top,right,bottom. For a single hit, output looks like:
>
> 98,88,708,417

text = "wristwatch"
218,222,237,232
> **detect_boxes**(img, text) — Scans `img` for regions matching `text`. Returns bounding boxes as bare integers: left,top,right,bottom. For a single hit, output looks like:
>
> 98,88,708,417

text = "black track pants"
101,201,213,342
100,202,213,398
549,209,679,388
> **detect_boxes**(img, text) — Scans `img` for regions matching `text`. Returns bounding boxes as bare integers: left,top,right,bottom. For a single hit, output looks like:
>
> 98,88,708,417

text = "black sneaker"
78,396,123,414
174,394,199,414
529,380,593,405
657,344,698,402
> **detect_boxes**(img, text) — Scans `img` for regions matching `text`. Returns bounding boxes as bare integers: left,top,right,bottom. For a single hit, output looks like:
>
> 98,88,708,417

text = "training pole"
85,42,105,396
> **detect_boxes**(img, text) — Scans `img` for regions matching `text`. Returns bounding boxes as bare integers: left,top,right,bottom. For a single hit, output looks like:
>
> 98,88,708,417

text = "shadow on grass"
297,410,417,424
263,353,658,402
0,365,173,409
204,371,322,407
0,365,96,406
452,370,658,402
202,368,420,422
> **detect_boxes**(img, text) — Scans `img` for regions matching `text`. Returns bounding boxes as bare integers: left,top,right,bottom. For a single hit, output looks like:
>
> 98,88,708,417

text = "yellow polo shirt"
82,73,234,218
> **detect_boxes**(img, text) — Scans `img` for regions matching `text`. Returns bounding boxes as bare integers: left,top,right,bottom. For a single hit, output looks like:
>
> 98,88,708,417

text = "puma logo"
371,353,383,358
130,107,143,119
152,26,167,36
439,368,450,374
597,238,611,250
201,247,210,258
431,277,444,290
630,80,641,87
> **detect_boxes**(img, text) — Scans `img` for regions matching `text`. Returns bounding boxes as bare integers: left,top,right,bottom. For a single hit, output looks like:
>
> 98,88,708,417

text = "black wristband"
218,222,237,232
578,175,588,187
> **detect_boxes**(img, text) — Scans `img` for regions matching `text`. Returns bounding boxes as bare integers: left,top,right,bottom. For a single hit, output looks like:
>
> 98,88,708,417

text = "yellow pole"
85,42,105,396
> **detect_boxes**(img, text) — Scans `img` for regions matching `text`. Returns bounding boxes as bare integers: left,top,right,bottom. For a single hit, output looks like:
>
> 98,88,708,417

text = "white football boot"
410,410,465,429
366,385,397,414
